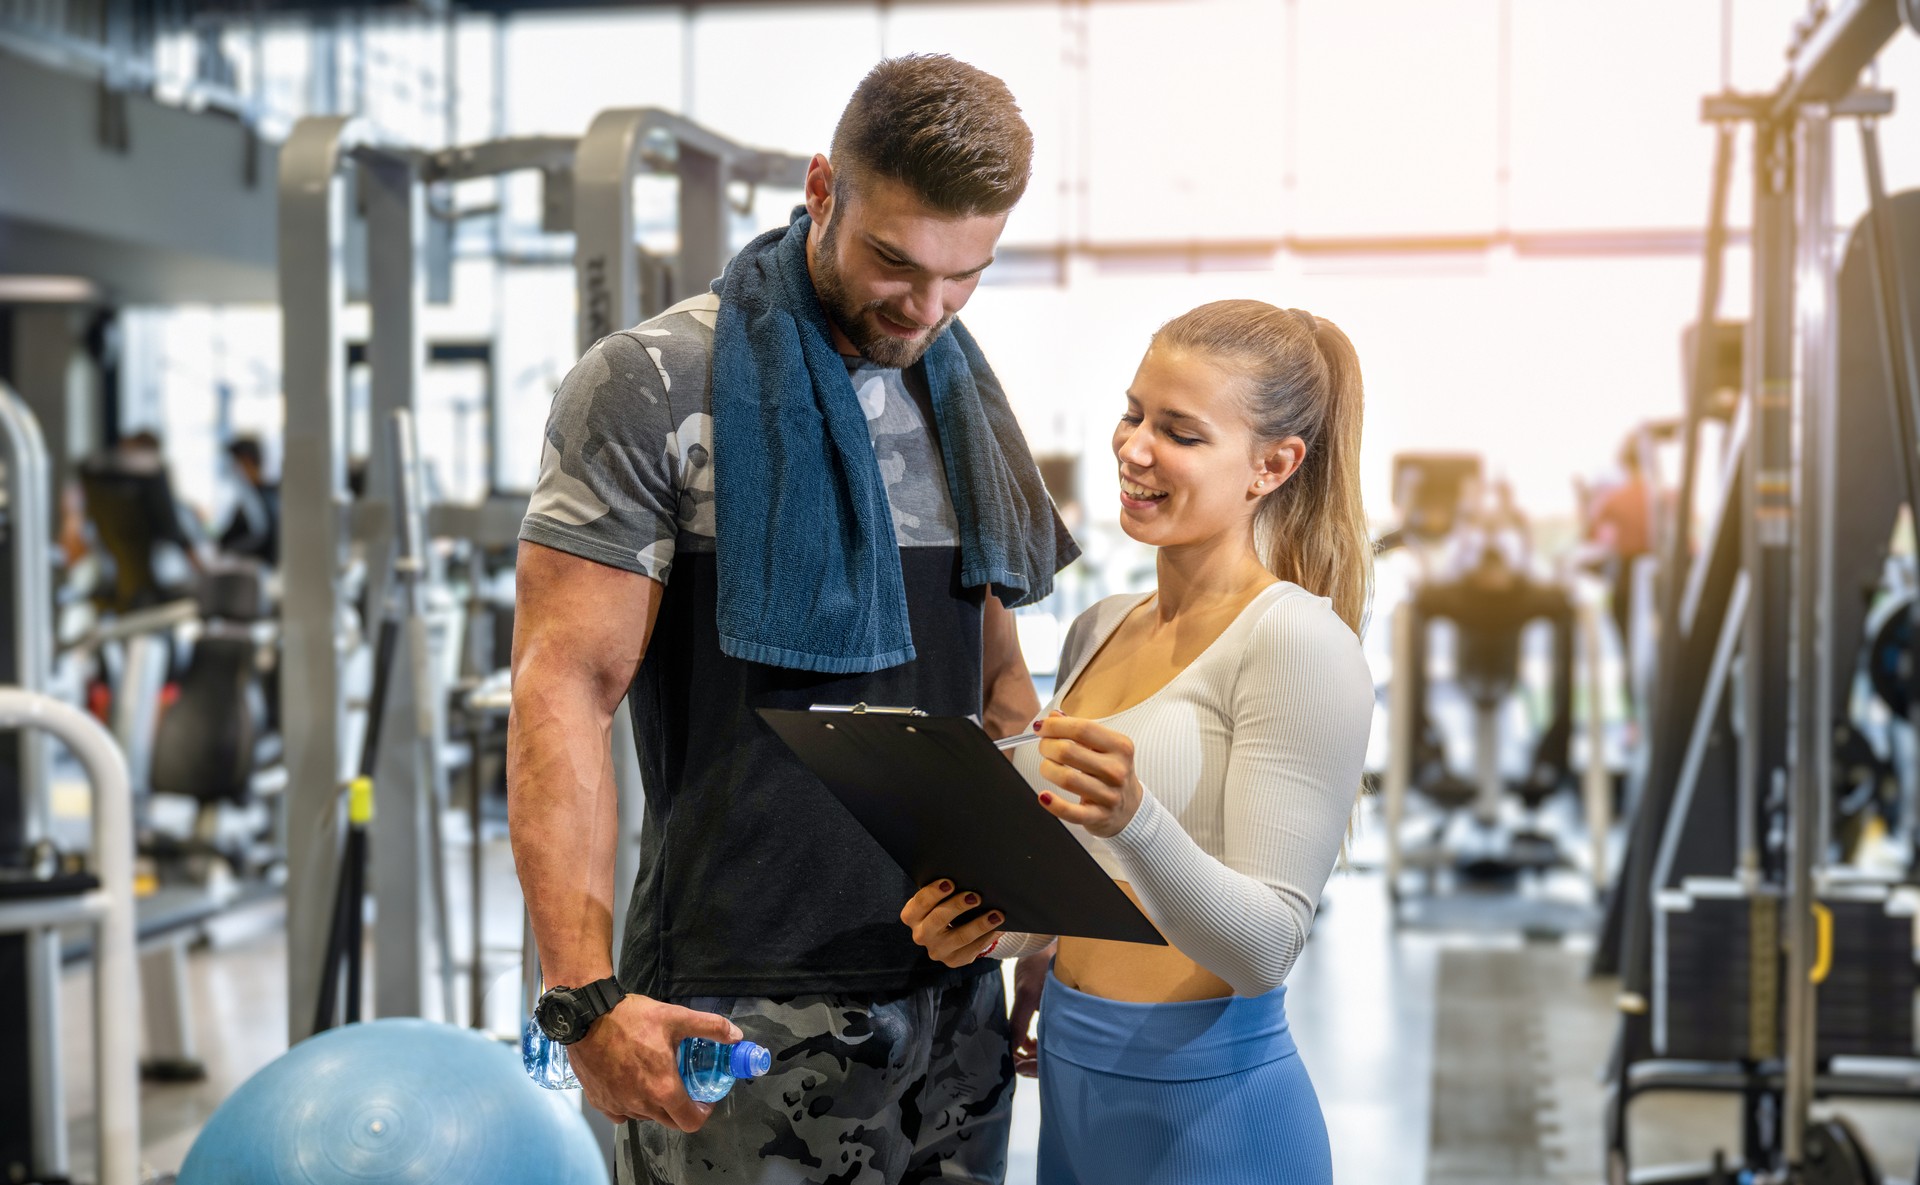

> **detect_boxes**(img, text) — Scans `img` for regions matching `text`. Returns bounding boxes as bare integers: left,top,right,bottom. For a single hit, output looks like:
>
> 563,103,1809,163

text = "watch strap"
579,976,624,1021
539,976,625,1044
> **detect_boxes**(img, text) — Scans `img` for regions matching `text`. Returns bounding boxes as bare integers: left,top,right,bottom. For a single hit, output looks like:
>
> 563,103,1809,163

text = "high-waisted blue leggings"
1036,971,1332,1185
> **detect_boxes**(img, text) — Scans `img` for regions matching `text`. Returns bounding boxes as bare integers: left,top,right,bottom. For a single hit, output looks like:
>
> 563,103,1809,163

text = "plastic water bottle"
677,1037,772,1103
522,1020,771,1101
522,1015,579,1090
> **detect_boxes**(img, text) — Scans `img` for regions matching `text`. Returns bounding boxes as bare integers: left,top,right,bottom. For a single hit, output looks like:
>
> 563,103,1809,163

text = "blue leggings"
1036,971,1332,1185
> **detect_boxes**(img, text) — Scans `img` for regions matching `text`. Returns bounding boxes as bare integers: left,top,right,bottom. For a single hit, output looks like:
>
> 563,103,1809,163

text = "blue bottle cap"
730,1041,772,1079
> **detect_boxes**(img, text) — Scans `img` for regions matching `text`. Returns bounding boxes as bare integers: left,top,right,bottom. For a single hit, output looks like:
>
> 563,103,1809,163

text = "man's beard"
813,220,954,369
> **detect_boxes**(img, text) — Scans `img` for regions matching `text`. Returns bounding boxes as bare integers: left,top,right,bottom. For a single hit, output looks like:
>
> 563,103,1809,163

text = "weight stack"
1818,889,1918,1057
1653,878,1917,1060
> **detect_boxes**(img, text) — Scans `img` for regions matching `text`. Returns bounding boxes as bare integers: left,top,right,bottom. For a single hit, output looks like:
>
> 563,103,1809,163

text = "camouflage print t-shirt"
520,292,993,1000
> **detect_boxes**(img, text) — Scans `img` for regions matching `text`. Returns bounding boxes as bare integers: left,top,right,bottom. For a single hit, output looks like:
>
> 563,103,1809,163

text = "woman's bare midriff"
1051,882,1233,1003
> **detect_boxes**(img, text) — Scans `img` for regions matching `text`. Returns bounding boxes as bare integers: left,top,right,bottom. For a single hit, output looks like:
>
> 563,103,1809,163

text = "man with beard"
510,55,1077,1185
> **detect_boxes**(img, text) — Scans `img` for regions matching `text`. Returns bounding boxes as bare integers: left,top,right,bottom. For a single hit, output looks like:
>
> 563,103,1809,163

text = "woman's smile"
1119,475,1169,507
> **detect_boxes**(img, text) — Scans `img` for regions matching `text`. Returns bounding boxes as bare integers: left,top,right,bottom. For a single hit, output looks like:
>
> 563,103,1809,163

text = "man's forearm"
983,657,1040,739
982,595,1041,738
507,673,622,988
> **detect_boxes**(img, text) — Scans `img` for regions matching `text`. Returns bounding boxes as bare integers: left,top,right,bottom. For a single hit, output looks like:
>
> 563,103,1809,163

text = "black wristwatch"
534,977,625,1045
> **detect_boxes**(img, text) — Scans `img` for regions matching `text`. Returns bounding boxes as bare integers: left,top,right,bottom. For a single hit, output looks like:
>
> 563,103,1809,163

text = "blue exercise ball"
177,1018,608,1185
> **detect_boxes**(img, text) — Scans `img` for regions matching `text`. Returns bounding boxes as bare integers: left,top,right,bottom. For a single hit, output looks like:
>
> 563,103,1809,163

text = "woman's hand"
1034,714,1144,839
900,879,1005,968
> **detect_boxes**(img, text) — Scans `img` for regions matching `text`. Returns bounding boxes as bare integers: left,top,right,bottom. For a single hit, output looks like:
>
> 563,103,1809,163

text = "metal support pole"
20,927,64,1177
677,142,728,297
1716,111,1800,1178
112,633,167,799
1472,706,1502,828
0,392,51,845
469,707,488,1029
1580,599,1613,894
359,145,420,700
0,387,59,1185
2,307,85,495
1746,119,1797,888
361,148,444,1024
1782,107,1840,1172
380,406,458,1023
574,110,646,352
1383,604,1415,894
280,115,362,1045
139,940,197,1070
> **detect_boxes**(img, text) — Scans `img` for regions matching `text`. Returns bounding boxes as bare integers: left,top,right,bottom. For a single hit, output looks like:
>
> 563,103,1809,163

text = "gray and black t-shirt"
521,292,992,1000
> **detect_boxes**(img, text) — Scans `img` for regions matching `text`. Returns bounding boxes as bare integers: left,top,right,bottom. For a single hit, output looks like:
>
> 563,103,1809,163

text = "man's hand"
1008,947,1052,1078
567,994,743,1131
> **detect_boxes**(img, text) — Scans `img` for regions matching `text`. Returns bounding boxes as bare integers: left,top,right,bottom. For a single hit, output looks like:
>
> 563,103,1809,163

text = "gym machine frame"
1602,2,1920,1181
0,691,138,1185
1381,559,1613,901
279,107,803,1175
0,380,139,1185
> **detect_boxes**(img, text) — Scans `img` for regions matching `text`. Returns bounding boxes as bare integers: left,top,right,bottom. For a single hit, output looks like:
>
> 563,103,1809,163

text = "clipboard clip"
809,702,928,717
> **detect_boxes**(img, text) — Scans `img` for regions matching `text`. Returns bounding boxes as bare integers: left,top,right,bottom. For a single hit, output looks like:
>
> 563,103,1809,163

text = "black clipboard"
758,706,1165,946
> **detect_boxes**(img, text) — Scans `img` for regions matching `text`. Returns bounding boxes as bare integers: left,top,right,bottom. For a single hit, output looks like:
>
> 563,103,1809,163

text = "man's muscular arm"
982,592,1040,739
508,540,738,1131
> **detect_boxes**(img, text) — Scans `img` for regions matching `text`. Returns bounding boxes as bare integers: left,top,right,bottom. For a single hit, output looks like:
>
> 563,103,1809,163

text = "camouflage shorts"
618,969,1014,1185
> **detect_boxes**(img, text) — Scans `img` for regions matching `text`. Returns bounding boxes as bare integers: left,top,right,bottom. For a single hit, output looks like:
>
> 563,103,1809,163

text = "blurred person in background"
80,429,204,611
217,436,279,565
1585,441,1654,672
904,300,1373,1185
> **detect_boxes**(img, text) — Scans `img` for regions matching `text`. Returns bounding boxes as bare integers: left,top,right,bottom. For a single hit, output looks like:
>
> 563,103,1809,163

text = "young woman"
901,300,1374,1185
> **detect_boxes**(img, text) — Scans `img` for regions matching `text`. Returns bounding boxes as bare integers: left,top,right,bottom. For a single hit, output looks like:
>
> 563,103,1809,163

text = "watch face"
537,993,578,1043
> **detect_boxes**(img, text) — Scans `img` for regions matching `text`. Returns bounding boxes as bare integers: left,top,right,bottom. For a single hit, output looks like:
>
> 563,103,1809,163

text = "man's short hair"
227,437,263,470
829,54,1033,217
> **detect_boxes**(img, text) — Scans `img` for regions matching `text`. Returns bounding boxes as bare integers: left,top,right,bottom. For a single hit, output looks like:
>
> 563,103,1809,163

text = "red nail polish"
1039,793,1053,805
989,913,1003,925
938,880,953,893
965,893,980,906
1032,721,1042,732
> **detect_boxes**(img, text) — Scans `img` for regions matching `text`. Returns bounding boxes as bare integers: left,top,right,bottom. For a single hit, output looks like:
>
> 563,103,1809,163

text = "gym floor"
58,802,1918,1185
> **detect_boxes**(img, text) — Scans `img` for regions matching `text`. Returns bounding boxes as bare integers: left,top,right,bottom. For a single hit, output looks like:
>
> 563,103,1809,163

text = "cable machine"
1601,3,1920,1182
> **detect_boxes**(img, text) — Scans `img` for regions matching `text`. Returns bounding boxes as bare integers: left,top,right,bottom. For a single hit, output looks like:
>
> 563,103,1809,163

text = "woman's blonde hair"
1152,299,1372,635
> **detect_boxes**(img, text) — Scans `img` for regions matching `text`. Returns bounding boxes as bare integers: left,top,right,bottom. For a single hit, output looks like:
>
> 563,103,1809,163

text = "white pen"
993,731,1044,752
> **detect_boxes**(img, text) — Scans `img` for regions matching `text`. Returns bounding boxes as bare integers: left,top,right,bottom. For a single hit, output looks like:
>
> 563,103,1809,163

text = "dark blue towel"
709,210,1078,674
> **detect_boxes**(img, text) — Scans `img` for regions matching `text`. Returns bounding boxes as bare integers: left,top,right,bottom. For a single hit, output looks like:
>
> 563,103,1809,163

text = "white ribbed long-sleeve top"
999,582,1375,997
